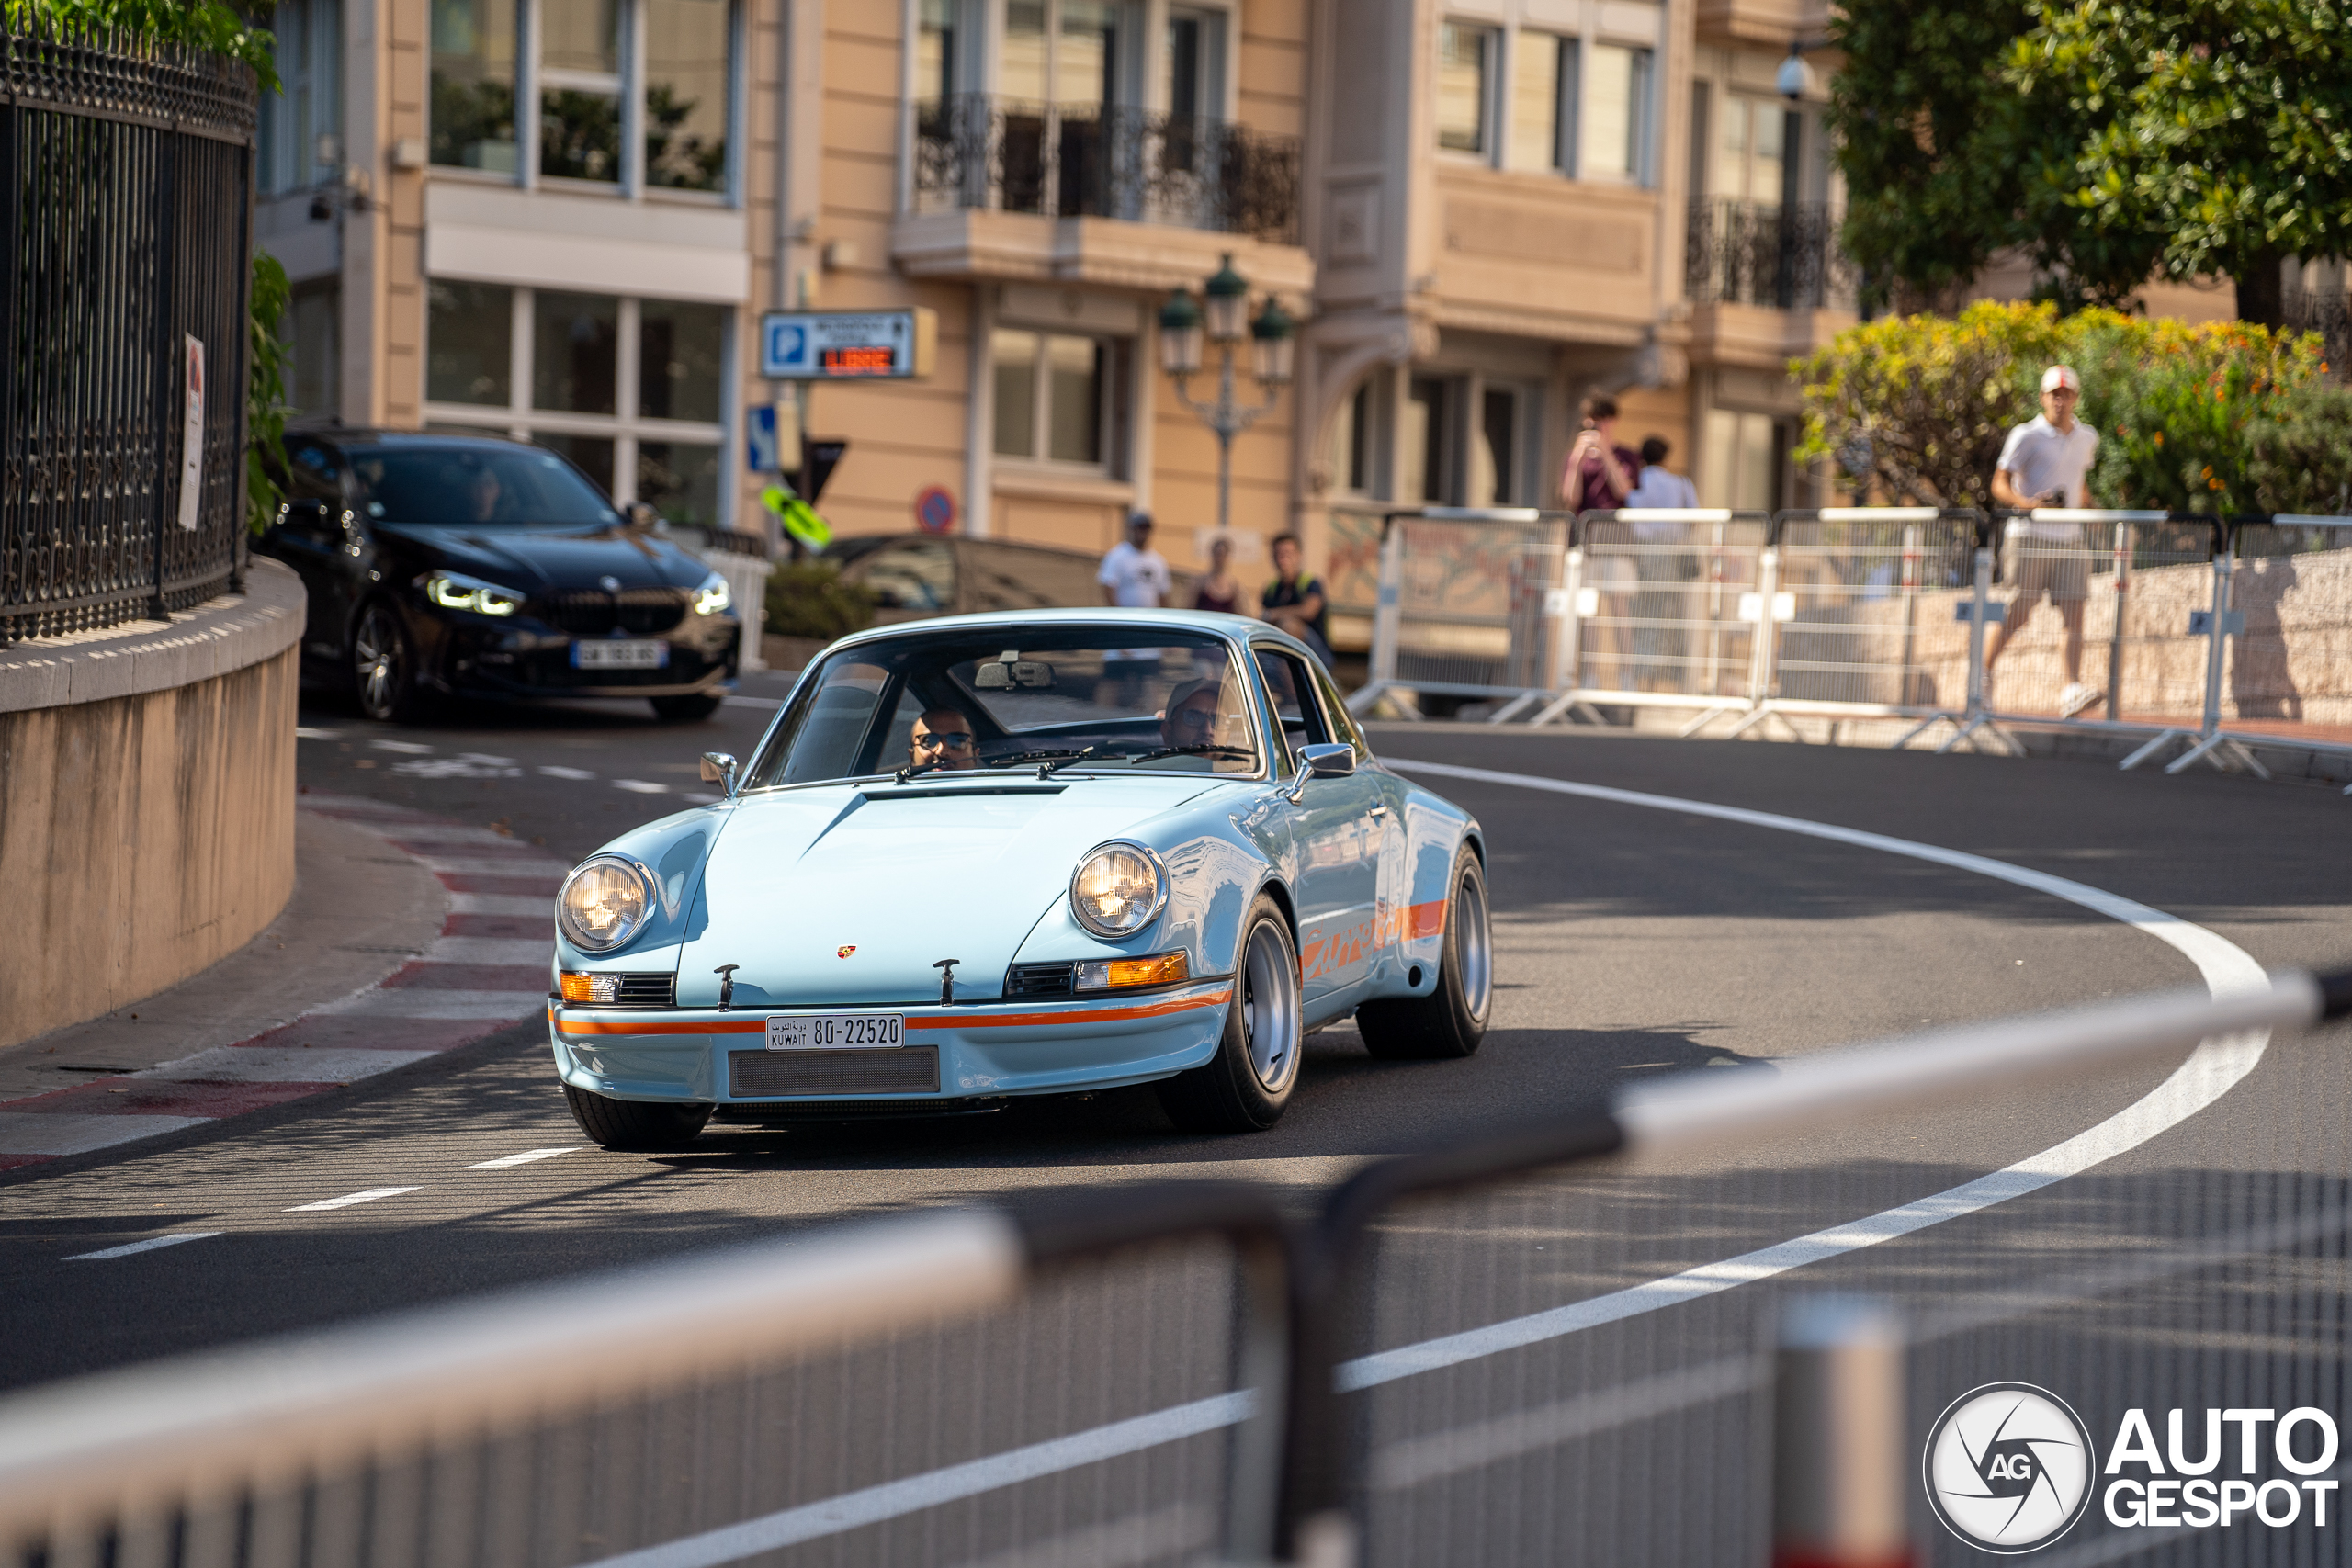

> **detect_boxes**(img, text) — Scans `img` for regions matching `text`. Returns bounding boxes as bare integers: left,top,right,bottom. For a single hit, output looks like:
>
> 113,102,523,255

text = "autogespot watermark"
1925,1383,2341,1553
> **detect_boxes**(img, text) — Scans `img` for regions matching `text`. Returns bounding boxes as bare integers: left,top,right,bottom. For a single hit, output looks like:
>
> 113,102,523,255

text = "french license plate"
765,1013,905,1051
571,639,670,670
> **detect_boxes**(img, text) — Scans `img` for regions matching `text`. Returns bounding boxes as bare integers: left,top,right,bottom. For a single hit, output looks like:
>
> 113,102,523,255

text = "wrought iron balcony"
1685,198,1856,311
912,94,1301,247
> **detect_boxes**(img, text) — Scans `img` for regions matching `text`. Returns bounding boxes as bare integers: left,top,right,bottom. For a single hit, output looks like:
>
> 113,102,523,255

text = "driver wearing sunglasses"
908,708,979,772
1158,680,1226,750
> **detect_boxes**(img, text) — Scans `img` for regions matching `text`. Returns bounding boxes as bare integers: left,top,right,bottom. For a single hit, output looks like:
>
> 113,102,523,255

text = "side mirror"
699,751,740,796
1303,742,1356,779
624,500,665,531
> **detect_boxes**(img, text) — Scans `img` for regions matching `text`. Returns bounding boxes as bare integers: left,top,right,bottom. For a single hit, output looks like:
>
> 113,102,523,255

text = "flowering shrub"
1796,301,2349,514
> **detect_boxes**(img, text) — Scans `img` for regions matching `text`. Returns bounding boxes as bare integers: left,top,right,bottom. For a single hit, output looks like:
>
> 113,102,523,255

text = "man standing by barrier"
1987,366,2101,718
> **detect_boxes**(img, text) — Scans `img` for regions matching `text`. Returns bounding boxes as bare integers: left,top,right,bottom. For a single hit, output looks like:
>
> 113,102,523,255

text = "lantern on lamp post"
1159,254,1295,538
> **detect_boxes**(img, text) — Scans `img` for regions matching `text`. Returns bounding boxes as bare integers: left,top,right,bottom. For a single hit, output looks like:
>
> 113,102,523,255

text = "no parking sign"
914,486,956,535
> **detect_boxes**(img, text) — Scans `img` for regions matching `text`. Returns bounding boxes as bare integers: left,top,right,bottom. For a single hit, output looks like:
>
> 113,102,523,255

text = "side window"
1254,646,1331,774
286,440,343,502
776,662,890,784
1310,664,1372,760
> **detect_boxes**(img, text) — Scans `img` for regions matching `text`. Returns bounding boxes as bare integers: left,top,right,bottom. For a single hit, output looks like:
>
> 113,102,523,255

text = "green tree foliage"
246,252,291,534
763,561,877,642
2009,0,2352,325
1794,300,2351,513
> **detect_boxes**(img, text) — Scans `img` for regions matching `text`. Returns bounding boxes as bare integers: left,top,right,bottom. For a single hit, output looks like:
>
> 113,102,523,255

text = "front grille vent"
537,588,687,636
1005,962,1077,998
729,1048,941,1098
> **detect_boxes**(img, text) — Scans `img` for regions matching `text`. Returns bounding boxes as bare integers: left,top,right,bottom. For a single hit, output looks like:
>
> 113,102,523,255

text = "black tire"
563,1084,712,1150
1156,893,1304,1134
350,600,433,723
1358,846,1492,1060
650,692,726,722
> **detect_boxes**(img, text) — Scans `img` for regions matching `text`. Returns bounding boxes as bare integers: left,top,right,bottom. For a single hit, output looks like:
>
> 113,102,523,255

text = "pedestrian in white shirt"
1987,366,2102,717
1097,511,1171,702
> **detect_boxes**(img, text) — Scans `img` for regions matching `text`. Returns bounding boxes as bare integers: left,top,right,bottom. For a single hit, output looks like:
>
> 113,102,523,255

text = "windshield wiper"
1125,744,1256,766
893,749,1091,785
1037,746,1104,778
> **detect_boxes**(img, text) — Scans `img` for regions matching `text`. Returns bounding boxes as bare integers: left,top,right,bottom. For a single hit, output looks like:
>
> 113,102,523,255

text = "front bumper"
548,981,1232,1106
427,613,741,700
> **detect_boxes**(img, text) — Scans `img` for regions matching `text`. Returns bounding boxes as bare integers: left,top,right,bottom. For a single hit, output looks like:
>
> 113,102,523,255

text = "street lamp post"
1159,254,1295,536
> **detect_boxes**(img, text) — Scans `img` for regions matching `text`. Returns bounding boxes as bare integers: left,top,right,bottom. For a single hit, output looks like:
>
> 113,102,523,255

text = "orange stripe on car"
554,988,1230,1037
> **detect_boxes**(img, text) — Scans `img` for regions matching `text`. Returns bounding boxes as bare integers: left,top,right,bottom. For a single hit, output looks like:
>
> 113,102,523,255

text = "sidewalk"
0,795,566,1173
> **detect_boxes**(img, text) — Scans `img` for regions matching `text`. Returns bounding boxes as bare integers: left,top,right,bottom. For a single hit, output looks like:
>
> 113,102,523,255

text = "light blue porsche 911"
546,609,1492,1148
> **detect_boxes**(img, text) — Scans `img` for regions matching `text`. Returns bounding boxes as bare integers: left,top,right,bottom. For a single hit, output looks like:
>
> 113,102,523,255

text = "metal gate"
1346,508,1572,719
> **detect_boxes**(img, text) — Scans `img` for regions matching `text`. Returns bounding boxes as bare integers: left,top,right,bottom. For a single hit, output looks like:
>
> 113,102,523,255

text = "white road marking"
723,695,785,708
578,1393,1250,1568
425,935,555,964
613,779,670,795
415,856,566,886
315,989,551,1021
465,1146,582,1169
449,893,553,918
368,739,435,754
0,1112,212,1156
66,1233,220,1262
589,765,2278,1564
539,765,596,780
137,1046,438,1085
294,727,340,739
286,1187,420,1213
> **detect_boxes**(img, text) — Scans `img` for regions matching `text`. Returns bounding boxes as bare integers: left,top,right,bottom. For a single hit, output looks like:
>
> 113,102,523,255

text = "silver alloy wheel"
1455,865,1493,1020
354,606,401,717
1239,918,1302,1094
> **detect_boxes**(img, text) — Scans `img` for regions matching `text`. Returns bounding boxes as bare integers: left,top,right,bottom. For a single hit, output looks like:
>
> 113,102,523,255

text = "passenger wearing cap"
1989,365,2103,718
1153,676,1251,772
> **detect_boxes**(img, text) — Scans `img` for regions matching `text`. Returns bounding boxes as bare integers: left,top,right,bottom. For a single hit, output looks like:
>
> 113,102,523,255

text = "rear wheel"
1156,894,1302,1134
351,601,432,723
1358,846,1491,1060
650,692,725,722
563,1084,712,1150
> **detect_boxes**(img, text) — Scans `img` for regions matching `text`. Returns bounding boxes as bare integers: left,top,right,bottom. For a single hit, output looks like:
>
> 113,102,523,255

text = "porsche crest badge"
836,944,856,959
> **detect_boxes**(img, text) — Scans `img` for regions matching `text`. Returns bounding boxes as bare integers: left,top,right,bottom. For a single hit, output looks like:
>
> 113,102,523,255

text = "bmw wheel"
351,602,431,723
1156,892,1302,1134
1358,845,1491,1060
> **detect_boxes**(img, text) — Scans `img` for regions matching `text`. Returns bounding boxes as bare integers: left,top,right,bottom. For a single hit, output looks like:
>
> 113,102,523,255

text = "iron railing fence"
0,973,2346,1565
1684,199,1856,313
0,21,255,646
911,94,1300,244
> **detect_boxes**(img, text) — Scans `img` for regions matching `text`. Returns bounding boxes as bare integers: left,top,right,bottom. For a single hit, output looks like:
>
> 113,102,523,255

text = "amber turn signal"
559,971,623,1004
1075,951,1189,991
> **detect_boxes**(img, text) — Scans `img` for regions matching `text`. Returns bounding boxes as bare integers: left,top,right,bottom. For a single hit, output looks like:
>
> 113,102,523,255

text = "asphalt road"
3,686,2346,1567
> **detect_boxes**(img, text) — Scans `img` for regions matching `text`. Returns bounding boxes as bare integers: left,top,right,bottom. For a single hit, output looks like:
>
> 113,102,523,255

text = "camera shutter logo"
1924,1382,2098,1553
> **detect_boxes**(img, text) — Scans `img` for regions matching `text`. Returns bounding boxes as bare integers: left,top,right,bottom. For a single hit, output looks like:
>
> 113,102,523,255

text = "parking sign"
759,309,935,380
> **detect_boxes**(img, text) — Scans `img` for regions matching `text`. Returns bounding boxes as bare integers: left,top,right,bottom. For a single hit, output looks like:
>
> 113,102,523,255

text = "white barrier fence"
1347,507,2352,786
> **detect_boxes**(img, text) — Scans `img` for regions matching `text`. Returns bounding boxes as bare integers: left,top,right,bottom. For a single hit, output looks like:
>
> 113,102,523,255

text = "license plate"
571,639,670,670
765,1012,905,1051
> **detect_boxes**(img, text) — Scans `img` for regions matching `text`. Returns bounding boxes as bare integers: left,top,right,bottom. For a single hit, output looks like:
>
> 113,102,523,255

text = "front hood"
673,776,1227,1007
377,523,705,592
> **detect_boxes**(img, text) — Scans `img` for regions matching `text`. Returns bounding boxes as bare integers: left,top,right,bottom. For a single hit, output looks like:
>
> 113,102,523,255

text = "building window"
431,0,732,195
1435,24,1491,154
1329,379,1376,496
1164,6,1227,120
424,281,730,525
1579,42,1651,183
1505,33,1565,174
1702,410,1787,512
917,0,957,105
1472,386,1521,506
286,283,342,416
1715,94,1789,204
1402,376,1453,503
259,0,343,195
990,327,1128,471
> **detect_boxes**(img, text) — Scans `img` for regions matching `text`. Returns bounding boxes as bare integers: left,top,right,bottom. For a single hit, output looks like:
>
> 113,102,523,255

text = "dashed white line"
66,1233,220,1261
286,1187,421,1213
466,1146,583,1169
294,727,341,739
369,739,435,755
613,779,670,794
450,892,556,917
723,695,785,708
538,764,597,780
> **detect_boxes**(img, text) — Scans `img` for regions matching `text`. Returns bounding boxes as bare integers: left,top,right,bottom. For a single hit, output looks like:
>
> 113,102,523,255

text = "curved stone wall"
0,560,305,1047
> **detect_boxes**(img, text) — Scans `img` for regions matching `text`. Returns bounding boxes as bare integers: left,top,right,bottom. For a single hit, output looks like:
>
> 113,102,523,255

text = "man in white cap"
1987,365,2101,717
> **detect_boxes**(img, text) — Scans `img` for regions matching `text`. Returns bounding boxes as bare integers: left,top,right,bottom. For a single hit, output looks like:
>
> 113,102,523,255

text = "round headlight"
1069,842,1168,939
559,856,652,951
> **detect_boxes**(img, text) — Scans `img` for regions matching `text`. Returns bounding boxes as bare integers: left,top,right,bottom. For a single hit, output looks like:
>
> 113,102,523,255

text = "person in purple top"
1559,394,1640,513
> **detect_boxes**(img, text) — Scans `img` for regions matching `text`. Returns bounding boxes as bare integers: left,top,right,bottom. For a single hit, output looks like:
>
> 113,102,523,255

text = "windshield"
743,626,1262,789
347,444,621,527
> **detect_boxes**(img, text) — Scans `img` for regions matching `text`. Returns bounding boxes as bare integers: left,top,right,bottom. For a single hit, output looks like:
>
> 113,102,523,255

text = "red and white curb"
0,794,563,1172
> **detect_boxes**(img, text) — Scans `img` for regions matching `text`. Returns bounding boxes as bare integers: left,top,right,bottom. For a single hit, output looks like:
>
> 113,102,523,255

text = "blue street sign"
747,404,778,472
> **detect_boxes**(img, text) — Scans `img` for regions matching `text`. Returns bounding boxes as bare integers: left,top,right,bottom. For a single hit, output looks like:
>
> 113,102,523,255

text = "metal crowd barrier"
1350,506,2352,786
4,968,2347,1567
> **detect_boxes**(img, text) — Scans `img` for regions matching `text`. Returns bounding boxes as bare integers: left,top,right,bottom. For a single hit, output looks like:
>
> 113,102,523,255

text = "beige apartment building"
257,0,1851,595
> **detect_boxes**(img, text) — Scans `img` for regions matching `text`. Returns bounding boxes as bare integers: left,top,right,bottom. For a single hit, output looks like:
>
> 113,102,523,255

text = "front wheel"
1156,894,1302,1134
351,601,432,723
563,1084,712,1150
650,692,725,722
1358,845,1491,1060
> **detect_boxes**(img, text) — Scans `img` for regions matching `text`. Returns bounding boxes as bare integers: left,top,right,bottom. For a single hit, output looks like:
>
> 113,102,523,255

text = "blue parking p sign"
758,309,934,380
763,318,811,377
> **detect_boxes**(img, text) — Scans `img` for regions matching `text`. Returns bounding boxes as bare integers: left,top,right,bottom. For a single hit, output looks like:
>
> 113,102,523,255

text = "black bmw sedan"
258,428,742,723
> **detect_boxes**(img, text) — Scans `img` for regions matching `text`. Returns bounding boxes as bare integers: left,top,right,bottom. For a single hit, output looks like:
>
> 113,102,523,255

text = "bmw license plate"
765,1013,905,1051
571,639,670,670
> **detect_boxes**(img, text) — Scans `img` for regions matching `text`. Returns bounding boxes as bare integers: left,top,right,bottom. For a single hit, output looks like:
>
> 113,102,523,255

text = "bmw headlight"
692,570,732,616
1069,842,1168,939
425,570,525,617
558,856,653,952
